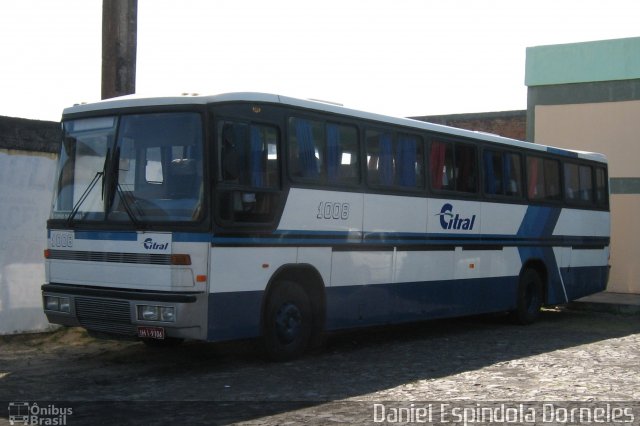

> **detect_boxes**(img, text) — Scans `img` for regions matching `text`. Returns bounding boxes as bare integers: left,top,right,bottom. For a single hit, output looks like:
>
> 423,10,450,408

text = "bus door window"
216,120,280,224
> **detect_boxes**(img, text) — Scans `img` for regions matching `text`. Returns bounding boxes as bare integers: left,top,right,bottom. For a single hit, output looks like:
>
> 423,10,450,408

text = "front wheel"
512,268,544,325
263,282,313,361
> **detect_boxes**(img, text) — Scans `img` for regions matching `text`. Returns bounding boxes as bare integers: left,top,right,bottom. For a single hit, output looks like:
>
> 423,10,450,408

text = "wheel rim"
275,302,302,345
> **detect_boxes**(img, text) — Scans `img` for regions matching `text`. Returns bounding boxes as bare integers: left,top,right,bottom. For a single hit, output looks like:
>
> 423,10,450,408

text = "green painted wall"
525,37,640,87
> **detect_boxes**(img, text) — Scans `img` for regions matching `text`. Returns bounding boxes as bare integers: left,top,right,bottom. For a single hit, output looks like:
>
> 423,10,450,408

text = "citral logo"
436,203,476,231
143,238,169,251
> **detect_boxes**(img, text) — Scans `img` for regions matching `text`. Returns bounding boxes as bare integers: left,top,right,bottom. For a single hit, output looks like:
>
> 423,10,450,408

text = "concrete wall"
0,117,59,334
0,116,60,153
535,101,640,294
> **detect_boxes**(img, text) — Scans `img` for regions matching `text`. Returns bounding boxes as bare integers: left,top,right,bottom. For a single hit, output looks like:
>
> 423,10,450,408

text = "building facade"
526,37,640,294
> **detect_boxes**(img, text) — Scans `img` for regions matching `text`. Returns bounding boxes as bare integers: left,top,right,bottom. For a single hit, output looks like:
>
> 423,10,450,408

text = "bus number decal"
317,202,350,220
50,231,74,248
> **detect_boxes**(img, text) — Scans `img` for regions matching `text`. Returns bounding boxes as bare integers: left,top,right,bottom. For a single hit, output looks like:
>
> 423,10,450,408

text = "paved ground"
0,307,638,425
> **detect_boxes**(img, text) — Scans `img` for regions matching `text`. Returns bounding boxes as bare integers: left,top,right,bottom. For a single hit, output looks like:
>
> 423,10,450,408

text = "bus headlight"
44,296,71,313
138,305,160,321
45,296,59,311
160,307,175,322
137,305,176,323
59,297,71,313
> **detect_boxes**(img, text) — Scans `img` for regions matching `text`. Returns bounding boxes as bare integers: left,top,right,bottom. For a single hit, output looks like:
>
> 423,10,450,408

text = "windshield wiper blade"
101,147,111,201
103,147,118,213
66,170,104,226
114,183,142,227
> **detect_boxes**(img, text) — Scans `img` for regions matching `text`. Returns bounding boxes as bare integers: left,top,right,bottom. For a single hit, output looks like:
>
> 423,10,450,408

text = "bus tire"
263,281,313,361
512,268,544,325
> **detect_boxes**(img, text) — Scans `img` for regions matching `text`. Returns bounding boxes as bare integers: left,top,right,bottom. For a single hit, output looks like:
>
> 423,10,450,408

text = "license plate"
137,326,165,340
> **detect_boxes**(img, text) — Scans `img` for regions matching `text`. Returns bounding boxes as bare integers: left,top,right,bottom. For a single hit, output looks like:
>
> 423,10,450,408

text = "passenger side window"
430,141,454,191
595,167,608,206
564,163,593,203
430,140,477,193
288,118,359,185
366,130,424,189
527,156,561,201
483,150,523,197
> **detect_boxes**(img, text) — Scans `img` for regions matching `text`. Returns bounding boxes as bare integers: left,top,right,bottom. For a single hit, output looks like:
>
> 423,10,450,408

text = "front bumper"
42,283,207,341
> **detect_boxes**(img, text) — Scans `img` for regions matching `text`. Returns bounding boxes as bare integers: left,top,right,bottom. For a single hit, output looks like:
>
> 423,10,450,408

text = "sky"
1,0,638,122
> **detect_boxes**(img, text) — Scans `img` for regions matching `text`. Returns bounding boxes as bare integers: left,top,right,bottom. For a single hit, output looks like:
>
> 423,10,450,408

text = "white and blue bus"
43,93,610,360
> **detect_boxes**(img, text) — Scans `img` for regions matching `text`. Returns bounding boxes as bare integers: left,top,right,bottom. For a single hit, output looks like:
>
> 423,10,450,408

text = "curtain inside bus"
397,135,417,187
430,141,446,189
326,123,341,183
484,151,497,194
250,126,264,187
378,133,393,186
294,119,319,178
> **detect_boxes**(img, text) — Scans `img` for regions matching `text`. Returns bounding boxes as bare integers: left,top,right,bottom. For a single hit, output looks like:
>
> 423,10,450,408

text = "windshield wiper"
104,146,143,227
103,147,117,213
66,169,104,227
114,183,142,227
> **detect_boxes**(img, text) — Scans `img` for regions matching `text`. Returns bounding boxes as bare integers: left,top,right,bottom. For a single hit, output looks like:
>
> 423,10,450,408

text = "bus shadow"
1,308,637,424
114,308,637,423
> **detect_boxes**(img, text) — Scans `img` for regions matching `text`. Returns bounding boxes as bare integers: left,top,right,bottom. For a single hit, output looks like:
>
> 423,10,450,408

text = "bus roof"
63,92,607,164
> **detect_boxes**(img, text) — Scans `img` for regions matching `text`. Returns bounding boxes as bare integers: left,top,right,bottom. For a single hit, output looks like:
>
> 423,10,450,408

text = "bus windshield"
51,112,204,224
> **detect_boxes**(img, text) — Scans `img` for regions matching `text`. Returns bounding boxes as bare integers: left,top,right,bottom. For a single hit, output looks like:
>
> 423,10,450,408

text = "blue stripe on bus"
205,265,609,341
516,205,565,303
211,237,361,245
72,231,210,243
560,265,609,300
546,147,580,158
518,245,566,304
68,228,607,248
275,229,355,236
74,231,137,241
210,234,608,248
172,232,212,242
205,276,519,341
516,206,562,238
208,289,264,341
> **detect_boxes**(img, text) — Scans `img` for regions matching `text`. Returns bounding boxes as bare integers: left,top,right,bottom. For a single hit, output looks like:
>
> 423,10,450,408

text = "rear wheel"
512,268,544,325
263,282,313,361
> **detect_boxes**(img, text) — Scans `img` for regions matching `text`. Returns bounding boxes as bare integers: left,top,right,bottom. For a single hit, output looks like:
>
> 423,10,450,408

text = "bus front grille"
75,297,136,336
48,250,172,265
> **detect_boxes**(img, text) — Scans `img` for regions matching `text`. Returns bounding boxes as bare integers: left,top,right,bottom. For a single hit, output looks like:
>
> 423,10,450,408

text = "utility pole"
101,0,138,100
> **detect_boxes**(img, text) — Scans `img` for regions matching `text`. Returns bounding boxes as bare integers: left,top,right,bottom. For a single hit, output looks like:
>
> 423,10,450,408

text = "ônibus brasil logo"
436,203,476,231
143,238,169,250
